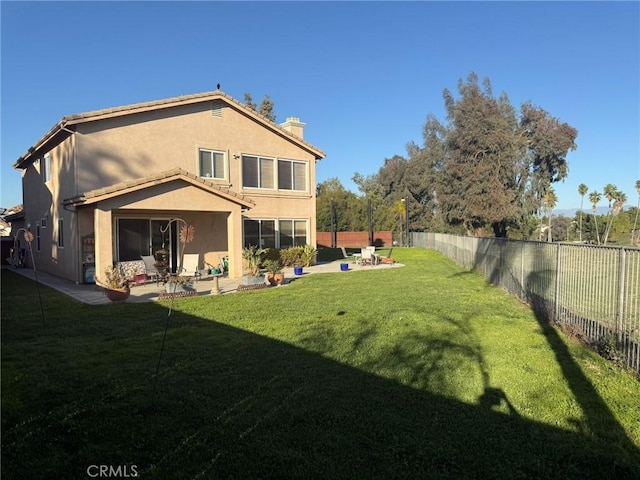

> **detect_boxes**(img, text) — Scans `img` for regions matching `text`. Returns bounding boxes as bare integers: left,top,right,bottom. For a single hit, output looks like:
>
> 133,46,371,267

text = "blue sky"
2,1,639,213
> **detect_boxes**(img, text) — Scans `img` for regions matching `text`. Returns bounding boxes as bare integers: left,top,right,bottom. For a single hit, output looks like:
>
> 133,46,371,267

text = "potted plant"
165,275,194,294
263,259,285,286
98,265,130,301
241,245,266,286
302,244,317,267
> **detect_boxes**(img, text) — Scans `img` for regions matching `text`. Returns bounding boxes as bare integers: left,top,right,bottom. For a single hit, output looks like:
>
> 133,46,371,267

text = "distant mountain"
554,206,632,217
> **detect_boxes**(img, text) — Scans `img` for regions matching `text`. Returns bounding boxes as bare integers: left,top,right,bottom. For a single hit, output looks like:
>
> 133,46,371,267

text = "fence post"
617,248,626,342
554,243,561,323
521,241,525,300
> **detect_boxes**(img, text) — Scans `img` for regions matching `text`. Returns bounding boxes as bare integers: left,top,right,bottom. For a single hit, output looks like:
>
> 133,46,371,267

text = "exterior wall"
17,96,320,282
89,181,244,280
19,135,79,280
74,101,318,250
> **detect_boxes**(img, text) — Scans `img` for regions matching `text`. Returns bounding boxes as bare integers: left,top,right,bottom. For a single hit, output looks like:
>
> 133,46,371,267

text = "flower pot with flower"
98,265,130,301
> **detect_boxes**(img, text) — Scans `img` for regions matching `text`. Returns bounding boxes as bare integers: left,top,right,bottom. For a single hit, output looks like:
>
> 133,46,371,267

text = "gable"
63,168,254,210
14,91,325,170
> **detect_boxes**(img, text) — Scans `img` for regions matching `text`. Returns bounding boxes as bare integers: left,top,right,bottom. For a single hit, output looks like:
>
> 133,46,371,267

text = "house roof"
62,168,255,209
2,204,24,222
13,90,325,169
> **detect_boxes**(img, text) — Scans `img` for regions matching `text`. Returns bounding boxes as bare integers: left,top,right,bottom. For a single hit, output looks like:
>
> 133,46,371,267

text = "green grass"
2,248,639,479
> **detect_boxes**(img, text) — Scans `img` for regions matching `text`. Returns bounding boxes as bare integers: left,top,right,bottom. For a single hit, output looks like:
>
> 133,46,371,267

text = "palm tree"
602,183,617,243
578,183,588,242
631,180,640,246
603,190,627,245
543,187,557,242
589,191,602,245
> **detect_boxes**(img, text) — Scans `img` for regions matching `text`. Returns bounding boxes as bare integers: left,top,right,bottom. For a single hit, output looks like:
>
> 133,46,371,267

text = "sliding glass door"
116,218,172,263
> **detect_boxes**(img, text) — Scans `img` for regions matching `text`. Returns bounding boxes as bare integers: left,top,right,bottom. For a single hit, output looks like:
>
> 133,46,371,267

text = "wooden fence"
317,231,393,248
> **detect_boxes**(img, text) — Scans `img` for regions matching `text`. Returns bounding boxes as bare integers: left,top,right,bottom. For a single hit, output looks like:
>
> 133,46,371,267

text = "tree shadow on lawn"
3,303,639,480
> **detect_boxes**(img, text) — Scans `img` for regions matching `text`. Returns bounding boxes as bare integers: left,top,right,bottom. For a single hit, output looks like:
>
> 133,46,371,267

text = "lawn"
2,248,639,479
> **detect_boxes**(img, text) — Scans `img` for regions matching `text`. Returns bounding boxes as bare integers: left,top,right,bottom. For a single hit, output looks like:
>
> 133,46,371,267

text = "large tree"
315,178,362,232
426,73,577,237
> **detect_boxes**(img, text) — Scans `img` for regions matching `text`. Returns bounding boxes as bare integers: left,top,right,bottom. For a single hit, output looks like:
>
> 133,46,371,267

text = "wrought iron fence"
412,232,640,373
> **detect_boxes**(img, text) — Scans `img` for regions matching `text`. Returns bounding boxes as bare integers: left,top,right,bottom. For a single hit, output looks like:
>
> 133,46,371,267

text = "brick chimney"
280,116,306,139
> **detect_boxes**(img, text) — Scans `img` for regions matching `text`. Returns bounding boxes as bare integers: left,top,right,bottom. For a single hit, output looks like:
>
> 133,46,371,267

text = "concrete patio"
4,259,404,305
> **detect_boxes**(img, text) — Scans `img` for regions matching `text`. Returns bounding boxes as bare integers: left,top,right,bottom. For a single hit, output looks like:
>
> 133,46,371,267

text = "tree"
352,172,395,232
542,187,558,242
578,183,588,242
425,73,577,238
551,215,572,242
258,95,275,122
602,185,627,245
631,180,640,245
243,93,275,122
589,191,602,244
243,93,256,111
315,178,361,232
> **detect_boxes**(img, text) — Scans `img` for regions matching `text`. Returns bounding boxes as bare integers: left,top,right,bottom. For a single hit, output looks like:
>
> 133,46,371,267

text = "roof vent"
212,100,223,117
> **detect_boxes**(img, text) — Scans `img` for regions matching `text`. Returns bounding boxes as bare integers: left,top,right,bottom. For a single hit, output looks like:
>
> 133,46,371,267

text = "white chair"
141,255,160,285
360,247,373,266
181,253,202,282
361,246,379,266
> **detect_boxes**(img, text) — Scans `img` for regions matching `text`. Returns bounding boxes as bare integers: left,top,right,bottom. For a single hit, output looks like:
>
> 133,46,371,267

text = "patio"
5,259,404,305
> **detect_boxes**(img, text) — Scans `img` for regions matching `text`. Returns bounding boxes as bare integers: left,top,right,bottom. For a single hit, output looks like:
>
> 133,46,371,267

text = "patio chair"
361,247,377,266
340,246,356,263
181,253,202,283
141,255,160,285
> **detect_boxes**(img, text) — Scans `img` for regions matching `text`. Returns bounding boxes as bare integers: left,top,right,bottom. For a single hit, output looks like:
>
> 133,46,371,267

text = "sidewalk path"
3,259,403,305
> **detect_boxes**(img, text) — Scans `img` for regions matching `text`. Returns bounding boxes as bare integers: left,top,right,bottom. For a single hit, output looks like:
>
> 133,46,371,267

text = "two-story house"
12,89,325,283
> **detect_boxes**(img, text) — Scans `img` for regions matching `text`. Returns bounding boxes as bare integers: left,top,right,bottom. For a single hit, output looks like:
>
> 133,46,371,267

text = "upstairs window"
242,155,274,189
278,159,306,191
42,154,51,183
199,149,225,179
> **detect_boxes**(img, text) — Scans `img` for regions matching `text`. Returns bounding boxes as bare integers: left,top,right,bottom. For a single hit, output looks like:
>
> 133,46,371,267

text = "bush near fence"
412,232,640,375
317,231,393,248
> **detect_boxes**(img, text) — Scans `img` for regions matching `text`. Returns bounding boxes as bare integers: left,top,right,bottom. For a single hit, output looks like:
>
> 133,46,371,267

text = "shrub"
596,333,626,367
280,246,305,267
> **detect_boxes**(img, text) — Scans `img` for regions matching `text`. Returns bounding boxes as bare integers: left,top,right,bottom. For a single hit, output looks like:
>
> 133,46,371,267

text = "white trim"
241,154,276,190
277,158,308,192
198,147,227,181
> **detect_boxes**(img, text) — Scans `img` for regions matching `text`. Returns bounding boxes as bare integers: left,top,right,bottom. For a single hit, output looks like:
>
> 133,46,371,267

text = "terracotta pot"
267,273,285,286
106,287,130,301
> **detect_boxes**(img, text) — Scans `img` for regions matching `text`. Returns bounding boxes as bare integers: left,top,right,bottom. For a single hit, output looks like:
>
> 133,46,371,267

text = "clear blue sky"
2,1,639,213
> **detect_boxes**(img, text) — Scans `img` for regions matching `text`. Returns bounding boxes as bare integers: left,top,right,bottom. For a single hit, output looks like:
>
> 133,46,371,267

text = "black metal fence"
412,232,640,374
